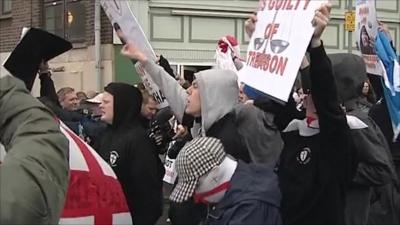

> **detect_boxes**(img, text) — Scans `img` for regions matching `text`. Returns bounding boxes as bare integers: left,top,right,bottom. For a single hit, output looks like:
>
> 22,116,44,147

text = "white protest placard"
100,0,169,108
238,0,327,102
355,0,382,76
100,0,156,60
163,156,178,184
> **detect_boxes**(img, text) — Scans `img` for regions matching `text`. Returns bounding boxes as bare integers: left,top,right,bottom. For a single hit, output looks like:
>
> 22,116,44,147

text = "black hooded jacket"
278,44,357,225
328,54,399,225
95,83,165,225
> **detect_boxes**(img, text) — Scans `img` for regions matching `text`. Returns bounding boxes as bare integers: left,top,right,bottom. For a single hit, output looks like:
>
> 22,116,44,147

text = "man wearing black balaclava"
94,83,165,225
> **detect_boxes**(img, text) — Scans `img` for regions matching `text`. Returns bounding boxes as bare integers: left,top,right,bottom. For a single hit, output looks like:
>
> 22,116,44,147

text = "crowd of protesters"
1,2,399,225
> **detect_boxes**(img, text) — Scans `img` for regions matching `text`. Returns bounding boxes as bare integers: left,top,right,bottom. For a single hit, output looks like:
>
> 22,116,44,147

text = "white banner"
239,0,326,102
100,0,169,108
355,0,382,76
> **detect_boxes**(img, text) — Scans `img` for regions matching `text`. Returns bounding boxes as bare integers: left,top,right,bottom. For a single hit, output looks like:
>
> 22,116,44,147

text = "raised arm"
308,3,357,183
308,3,346,134
142,60,188,122
121,44,188,122
38,61,60,106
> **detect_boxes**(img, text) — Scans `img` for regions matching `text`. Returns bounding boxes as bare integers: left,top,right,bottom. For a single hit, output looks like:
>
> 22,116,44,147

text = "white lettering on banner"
239,0,327,102
100,0,169,108
163,156,177,184
355,0,382,76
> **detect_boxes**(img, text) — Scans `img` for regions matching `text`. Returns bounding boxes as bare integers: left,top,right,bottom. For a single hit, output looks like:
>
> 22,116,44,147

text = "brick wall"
86,0,113,45
0,0,113,53
0,0,42,52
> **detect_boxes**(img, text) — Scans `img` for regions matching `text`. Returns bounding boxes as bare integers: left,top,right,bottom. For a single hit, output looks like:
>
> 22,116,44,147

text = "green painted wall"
144,0,400,61
114,45,141,85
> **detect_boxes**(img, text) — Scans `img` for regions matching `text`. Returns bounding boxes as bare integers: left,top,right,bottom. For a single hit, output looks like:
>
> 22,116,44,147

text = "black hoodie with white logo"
95,83,164,225
279,44,358,225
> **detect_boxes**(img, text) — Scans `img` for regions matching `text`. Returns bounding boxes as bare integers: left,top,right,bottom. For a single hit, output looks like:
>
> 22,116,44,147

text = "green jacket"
0,76,69,224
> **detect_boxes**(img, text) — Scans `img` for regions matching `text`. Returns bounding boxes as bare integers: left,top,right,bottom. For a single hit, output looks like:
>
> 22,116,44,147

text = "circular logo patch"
109,151,119,167
297,147,311,165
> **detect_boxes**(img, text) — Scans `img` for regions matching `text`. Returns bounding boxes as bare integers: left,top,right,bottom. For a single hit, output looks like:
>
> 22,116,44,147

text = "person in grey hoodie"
121,51,282,168
121,44,283,225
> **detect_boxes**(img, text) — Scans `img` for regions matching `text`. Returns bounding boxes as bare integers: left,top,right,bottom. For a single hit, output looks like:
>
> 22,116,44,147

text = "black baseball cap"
3,27,72,91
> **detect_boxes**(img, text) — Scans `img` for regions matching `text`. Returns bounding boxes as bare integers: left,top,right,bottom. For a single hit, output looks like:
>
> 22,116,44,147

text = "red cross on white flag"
59,122,132,225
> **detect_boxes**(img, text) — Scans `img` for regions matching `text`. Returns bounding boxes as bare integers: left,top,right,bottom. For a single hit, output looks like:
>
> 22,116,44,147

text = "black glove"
159,55,176,79
148,119,175,154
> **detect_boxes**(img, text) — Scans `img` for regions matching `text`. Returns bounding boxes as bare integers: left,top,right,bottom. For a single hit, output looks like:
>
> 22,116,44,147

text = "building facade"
0,0,115,95
1,0,399,94
136,0,399,75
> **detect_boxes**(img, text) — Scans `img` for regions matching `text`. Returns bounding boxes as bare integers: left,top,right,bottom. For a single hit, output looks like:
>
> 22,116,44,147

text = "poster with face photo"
100,0,169,108
355,0,382,76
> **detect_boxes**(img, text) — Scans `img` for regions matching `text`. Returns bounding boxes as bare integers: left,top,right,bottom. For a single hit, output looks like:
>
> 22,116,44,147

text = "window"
43,0,86,42
0,0,12,15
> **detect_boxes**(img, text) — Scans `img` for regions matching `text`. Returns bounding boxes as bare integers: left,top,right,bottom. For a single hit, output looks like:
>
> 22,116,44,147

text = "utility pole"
95,0,102,91
347,0,353,53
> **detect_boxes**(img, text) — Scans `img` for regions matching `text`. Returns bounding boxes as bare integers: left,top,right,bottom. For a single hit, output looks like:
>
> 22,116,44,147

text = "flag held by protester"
375,31,400,142
0,121,133,224
59,121,132,225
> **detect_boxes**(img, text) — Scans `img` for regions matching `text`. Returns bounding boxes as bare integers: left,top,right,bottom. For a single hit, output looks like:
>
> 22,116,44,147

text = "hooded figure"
278,41,358,225
328,54,400,225
95,83,165,225
139,57,282,225
143,61,283,167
